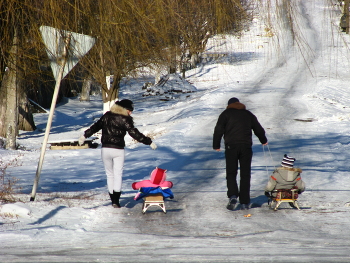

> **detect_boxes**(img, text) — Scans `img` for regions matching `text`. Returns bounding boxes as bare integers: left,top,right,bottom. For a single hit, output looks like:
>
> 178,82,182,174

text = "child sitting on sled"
132,167,174,213
264,154,306,198
132,167,173,190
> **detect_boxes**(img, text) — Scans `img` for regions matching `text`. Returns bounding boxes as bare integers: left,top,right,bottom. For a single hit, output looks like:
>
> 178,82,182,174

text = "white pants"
101,148,125,194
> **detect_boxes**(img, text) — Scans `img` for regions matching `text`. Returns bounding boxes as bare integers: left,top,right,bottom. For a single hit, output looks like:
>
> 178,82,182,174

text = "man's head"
227,97,239,105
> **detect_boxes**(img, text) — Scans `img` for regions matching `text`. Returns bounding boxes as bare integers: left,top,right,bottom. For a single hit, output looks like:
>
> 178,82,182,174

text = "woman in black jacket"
79,99,157,208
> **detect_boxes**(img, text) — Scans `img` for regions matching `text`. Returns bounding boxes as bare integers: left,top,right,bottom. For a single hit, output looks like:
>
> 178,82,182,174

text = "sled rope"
263,144,276,177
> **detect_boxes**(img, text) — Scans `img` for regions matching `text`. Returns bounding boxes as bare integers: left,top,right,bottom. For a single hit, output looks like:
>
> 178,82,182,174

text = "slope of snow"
1,1,350,262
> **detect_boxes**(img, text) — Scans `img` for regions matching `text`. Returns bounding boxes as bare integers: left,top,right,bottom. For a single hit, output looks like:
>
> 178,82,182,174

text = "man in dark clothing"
213,97,268,210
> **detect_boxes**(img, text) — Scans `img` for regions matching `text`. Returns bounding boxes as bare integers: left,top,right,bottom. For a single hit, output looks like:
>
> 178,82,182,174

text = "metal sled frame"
142,194,166,214
269,189,300,211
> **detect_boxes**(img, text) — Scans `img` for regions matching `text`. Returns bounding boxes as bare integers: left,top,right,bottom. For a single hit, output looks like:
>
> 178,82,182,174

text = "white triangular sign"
40,26,95,80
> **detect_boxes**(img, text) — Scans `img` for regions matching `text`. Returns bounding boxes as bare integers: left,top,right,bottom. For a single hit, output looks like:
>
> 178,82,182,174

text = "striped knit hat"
281,154,295,168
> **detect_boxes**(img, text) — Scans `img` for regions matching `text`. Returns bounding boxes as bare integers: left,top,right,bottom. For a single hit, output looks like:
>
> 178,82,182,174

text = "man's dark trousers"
225,144,253,204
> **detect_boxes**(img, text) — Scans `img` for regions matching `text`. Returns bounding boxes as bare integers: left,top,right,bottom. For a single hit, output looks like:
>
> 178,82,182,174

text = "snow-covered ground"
1,1,350,262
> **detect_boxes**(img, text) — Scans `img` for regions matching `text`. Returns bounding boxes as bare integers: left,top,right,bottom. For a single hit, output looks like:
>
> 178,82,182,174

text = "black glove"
264,191,271,197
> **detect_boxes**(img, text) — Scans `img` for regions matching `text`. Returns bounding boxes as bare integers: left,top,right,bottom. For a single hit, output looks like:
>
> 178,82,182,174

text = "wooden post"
30,33,71,201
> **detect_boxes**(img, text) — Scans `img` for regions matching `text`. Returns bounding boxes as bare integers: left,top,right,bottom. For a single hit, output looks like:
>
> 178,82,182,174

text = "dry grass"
0,175,19,203
0,156,22,203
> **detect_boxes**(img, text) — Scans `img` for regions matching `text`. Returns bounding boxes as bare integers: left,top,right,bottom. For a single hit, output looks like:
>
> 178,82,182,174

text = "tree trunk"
5,69,18,150
18,88,36,132
0,69,8,138
345,0,350,34
0,65,7,137
5,29,19,150
0,70,36,136
80,74,92,101
0,29,36,146
102,73,119,113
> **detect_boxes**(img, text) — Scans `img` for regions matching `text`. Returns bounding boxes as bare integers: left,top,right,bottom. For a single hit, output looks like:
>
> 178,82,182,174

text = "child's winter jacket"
265,166,305,194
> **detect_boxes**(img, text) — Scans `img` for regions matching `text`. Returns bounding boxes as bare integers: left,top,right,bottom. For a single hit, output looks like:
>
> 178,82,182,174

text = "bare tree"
137,0,251,78
0,0,38,146
0,0,255,147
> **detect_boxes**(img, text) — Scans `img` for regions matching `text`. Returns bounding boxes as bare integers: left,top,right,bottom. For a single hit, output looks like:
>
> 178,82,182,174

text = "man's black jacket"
213,102,267,149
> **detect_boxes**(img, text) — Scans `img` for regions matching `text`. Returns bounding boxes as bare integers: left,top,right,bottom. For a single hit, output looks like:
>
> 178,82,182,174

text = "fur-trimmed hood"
110,103,130,117
226,102,246,110
278,166,302,173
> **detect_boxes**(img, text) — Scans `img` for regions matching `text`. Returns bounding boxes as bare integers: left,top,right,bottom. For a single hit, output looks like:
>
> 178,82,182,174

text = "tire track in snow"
248,0,321,136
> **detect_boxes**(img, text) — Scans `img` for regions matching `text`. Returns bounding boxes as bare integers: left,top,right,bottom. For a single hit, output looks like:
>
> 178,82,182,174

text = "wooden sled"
142,194,166,214
269,189,300,211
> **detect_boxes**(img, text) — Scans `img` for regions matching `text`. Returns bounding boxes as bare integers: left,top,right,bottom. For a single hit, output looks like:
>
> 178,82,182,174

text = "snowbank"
0,202,31,218
143,73,197,98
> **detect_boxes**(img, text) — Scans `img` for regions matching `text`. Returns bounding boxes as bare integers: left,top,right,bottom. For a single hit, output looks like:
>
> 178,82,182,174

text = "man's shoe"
229,195,238,204
241,204,250,210
226,195,238,210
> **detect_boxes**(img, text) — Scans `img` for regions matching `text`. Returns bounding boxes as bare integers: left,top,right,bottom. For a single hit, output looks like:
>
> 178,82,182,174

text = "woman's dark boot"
109,192,114,206
113,191,121,208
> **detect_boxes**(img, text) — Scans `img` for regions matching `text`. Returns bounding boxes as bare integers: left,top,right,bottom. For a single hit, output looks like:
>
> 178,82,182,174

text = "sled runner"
268,188,300,211
136,187,174,214
132,167,174,214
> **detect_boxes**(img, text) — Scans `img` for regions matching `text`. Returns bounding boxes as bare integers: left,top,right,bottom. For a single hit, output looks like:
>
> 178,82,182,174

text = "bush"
0,156,21,203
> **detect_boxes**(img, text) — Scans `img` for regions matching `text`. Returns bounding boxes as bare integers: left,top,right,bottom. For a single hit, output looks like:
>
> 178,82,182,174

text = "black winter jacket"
213,102,267,149
84,104,152,149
